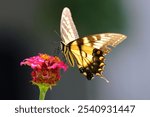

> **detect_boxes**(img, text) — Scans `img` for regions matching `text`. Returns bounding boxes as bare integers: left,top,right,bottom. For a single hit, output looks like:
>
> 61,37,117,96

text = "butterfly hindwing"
78,49,105,80
69,37,106,80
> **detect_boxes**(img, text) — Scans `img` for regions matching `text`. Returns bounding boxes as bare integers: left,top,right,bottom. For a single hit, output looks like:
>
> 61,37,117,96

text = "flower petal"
21,53,68,86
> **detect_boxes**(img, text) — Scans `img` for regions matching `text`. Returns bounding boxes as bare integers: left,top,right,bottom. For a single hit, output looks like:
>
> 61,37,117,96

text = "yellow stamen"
40,54,50,60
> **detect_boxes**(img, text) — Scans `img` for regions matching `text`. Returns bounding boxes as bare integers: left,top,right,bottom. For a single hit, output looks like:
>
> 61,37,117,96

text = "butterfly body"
60,7,127,80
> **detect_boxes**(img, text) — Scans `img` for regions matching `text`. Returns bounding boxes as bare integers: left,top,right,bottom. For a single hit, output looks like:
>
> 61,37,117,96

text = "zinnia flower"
20,53,68,99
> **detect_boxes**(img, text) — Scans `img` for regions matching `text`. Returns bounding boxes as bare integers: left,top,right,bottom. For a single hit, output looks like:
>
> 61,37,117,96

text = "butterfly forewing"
60,7,79,45
70,44,106,80
92,33,127,55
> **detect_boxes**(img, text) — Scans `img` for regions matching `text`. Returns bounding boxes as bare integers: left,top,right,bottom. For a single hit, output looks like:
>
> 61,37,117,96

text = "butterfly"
60,7,127,81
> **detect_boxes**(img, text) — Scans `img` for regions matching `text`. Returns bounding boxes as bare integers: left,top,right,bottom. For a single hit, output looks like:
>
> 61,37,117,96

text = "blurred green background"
0,0,150,99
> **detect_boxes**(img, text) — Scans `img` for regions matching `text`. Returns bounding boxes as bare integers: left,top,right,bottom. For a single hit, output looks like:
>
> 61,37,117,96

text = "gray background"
0,0,150,99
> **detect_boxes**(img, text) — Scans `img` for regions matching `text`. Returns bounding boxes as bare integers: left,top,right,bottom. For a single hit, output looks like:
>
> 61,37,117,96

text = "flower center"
40,54,50,60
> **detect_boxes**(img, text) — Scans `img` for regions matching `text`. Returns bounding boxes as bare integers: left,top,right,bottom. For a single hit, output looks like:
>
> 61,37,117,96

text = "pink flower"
21,54,68,86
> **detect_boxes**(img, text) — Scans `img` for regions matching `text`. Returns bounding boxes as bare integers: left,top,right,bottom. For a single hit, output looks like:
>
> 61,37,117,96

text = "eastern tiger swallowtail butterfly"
60,7,127,81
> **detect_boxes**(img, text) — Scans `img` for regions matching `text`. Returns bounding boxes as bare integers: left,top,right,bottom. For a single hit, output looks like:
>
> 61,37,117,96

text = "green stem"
38,85,50,100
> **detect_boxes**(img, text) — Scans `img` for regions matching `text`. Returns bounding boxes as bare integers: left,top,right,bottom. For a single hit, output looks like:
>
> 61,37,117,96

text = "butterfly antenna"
50,30,60,55
54,30,61,38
